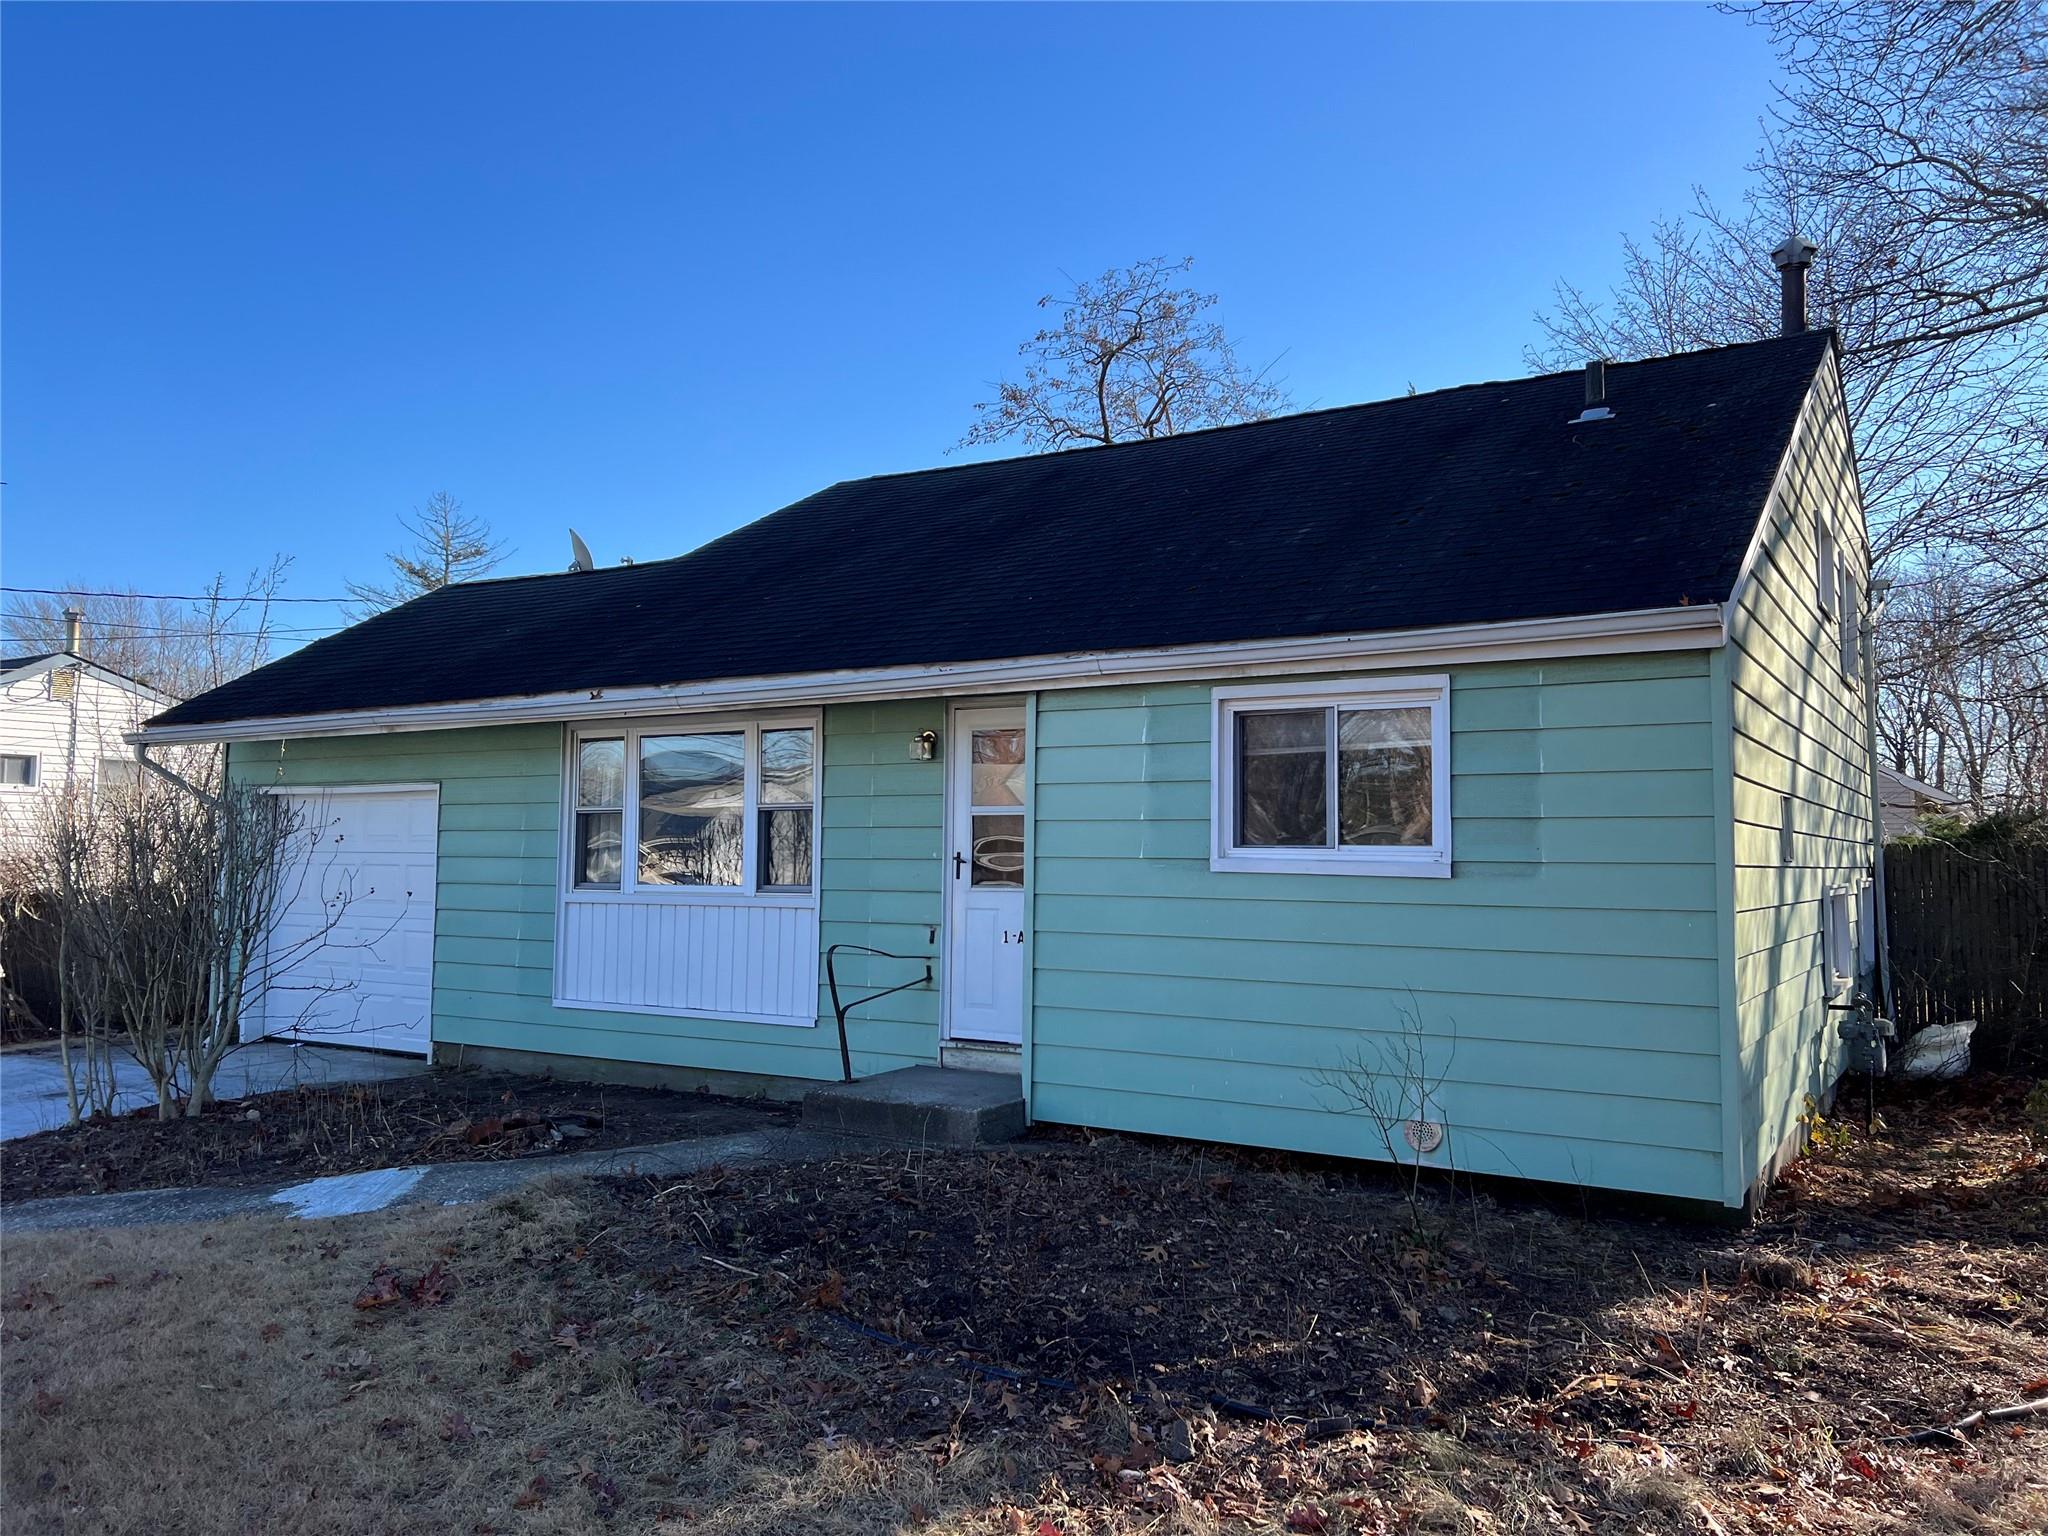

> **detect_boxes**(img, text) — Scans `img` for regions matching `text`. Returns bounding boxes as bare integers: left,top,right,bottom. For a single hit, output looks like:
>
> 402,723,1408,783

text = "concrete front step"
801,1065,1026,1148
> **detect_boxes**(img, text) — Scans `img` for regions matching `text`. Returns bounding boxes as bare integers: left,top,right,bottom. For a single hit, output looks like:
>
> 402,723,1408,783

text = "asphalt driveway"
0,1039,430,1142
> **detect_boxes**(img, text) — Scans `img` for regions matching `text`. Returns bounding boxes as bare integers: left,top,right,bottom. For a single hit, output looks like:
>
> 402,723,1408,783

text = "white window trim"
561,711,821,906
0,752,40,790
1816,521,1839,621
1856,877,1877,972
1210,675,1451,878
1837,551,1860,684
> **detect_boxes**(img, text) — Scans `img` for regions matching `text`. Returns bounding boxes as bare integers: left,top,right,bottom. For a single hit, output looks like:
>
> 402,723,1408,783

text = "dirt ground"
0,1068,791,1203
3,1076,2043,1535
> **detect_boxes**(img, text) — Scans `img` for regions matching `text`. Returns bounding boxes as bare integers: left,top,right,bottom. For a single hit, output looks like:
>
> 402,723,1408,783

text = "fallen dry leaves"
2,1075,2043,1535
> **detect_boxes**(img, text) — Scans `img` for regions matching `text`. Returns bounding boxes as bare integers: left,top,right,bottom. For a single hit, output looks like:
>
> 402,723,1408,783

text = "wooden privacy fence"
0,902,62,1043
1884,840,2048,1069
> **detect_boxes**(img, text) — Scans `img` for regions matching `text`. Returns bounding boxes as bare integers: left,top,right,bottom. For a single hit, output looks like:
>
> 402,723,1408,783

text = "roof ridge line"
840,329,1833,488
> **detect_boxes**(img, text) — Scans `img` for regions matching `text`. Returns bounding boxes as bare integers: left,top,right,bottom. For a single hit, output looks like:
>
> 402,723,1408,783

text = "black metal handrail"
824,943,933,1083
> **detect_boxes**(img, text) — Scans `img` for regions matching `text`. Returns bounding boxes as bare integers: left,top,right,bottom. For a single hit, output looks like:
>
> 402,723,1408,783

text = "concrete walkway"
0,1039,431,1142
1,1123,847,1234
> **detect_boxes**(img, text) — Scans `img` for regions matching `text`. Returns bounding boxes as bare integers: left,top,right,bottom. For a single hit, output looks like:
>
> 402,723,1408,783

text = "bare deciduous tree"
347,491,509,616
2,556,297,699
961,257,1291,452
1531,0,2048,805
1877,563,2048,812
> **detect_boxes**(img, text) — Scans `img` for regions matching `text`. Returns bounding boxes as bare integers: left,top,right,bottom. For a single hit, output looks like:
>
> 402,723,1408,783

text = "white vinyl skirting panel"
556,898,820,1026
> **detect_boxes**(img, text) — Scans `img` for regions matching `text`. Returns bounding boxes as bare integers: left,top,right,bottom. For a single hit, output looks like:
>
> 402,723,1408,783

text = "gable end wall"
1725,360,1877,1196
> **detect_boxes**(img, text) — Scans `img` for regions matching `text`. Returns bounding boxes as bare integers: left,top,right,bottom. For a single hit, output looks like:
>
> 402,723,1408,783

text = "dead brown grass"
0,1184,1064,1536
2,1184,669,1534
4,1079,2046,1535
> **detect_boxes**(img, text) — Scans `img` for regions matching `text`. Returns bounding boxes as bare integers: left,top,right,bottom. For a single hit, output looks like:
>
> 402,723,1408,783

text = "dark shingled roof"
2,654,58,673
151,331,1835,729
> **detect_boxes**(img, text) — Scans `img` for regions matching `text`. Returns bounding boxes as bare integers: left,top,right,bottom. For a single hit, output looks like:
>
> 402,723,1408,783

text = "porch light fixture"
909,730,938,761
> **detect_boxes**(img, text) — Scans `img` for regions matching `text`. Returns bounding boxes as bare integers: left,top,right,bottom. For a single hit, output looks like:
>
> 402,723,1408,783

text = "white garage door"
252,786,438,1057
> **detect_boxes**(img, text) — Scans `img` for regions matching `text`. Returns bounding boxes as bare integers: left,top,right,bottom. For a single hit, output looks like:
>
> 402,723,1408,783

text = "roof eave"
2,652,178,704
133,602,1728,746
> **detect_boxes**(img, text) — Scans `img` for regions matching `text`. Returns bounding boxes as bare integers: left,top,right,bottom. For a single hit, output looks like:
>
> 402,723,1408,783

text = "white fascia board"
131,602,1727,746
1725,350,1866,622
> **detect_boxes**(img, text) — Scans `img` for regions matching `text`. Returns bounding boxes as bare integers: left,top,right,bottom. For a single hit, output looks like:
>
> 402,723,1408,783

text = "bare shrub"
1313,996,1459,1239
0,770,357,1121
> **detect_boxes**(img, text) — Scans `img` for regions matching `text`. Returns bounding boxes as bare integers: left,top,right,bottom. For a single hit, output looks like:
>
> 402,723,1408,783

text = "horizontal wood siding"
229,710,947,1082
1029,653,1726,1203
1727,362,1876,1188
0,667,157,835
817,700,945,1074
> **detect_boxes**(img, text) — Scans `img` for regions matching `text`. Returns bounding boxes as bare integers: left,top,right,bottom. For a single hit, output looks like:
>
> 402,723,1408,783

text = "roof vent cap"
1570,358,1614,424
1771,234,1819,335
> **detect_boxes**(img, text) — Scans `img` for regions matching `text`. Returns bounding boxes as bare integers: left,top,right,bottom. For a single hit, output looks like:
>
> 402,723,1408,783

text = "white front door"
253,787,438,1056
944,707,1026,1045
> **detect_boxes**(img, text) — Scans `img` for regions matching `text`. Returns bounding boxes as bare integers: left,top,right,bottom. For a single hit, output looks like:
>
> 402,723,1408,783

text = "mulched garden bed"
568,1073,2047,1532
0,1068,792,1204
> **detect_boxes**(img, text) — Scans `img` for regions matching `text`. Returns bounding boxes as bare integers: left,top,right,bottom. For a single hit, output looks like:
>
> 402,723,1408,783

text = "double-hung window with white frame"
1211,675,1451,877
565,715,819,900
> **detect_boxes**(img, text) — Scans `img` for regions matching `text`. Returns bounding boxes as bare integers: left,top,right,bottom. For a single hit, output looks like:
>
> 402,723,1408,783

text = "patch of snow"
268,1165,429,1220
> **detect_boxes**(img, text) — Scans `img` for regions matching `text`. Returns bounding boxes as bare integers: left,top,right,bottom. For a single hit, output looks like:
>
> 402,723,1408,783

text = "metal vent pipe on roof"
1771,234,1819,336
63,609,82,653
1570,359,1613,424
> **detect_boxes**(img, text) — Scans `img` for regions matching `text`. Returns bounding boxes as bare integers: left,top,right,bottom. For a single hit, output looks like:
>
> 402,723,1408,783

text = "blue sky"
3,3,1778,649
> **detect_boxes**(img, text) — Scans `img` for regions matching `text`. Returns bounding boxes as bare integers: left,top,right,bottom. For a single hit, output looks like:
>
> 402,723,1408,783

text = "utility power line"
2,612,344,640
1,584,351,604
3,607,339,628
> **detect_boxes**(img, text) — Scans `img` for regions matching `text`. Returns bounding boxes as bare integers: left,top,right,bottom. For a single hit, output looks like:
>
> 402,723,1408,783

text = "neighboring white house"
1876,764,1965,840
0,634,175,840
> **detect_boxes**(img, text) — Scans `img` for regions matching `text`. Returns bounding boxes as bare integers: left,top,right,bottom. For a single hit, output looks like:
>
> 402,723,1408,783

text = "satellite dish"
568,528,594,573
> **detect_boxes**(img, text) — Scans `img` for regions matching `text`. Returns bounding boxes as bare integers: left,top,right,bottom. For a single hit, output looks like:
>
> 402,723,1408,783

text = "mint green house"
139,317,1882,1212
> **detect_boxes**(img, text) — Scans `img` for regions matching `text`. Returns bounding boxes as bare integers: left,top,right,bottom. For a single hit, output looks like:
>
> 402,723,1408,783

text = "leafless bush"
1,799,123,1123
0,772,357,1122
1313,996,1459,1239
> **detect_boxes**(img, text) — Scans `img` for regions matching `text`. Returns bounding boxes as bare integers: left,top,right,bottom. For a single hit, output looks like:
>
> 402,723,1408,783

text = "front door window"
968,726,1026,887
946,710,1027,1044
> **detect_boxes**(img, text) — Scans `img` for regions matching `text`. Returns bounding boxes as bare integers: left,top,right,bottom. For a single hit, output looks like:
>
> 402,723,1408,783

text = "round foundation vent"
1402,1119,1445,1154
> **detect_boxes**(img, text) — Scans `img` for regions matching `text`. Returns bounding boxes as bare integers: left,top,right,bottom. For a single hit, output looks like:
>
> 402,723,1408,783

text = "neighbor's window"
0,754,37,788
568,720,816,897
97,757,144,797
1816,521,1840,618
1212,678,1450,877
